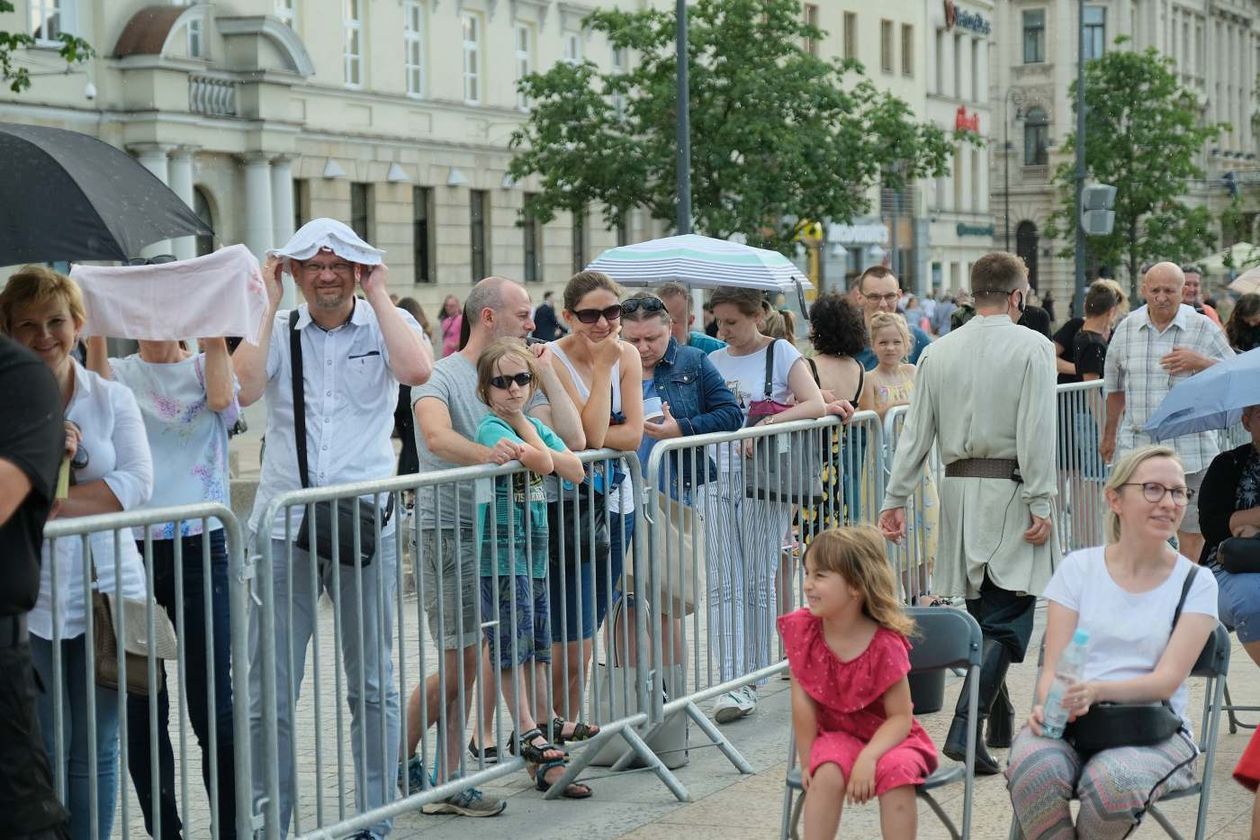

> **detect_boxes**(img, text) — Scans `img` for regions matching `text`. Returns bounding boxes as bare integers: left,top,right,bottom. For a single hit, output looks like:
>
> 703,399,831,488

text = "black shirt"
1017,305,1052,339
1198,443,1259,566
1053,317,1085,384
531,302,562,341
1072,329,1108,380
0,337,64,615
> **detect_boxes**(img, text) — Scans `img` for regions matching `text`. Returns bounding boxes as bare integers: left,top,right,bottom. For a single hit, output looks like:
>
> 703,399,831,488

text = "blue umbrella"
1143,348,1260,440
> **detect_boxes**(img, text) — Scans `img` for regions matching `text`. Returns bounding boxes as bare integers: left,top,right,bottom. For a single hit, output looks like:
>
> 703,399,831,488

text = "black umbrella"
0,123,213,265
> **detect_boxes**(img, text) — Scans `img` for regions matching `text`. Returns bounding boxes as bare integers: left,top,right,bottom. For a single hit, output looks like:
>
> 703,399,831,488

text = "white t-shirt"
708,338,804,473
549,342,634,514
111,353,239,539
1043,546,1218,724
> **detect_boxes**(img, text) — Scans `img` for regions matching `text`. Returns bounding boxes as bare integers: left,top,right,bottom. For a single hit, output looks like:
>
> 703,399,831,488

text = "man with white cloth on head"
234,218,432,840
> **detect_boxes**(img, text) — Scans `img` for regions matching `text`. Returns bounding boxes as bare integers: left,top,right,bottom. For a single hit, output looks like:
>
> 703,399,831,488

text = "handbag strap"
762,338,778,400
289,310,310,489
1171,564,1199,631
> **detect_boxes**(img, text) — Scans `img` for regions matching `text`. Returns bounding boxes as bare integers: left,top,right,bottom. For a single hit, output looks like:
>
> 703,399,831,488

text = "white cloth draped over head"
268,217,385,267
71,244,268,344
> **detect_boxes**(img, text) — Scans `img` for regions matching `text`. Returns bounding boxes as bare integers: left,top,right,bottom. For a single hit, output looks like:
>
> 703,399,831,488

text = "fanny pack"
1216,537,1260,575
1062,565,1198,754
289,311,392,566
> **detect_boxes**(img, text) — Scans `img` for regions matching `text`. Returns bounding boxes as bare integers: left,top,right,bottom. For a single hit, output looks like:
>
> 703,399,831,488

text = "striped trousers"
699,479,795,686
1005,725,1197,839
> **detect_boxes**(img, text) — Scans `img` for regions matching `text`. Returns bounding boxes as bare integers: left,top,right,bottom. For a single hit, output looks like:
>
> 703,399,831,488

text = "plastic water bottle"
1041,628,1090,739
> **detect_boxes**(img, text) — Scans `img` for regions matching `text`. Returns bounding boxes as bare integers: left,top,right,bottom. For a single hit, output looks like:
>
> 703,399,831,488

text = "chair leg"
788,790,806,840
1225,680,1257,734
1146,804,1184,840
780,784,795,840
918,791,961,840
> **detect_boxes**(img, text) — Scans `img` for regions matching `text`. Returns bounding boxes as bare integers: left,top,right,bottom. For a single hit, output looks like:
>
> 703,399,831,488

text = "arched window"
1016,220,1040,290
193,187,215,257
1023,106,1049,166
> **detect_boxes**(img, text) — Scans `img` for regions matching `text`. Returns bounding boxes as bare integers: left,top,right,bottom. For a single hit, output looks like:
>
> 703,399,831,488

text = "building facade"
991,0,1260,309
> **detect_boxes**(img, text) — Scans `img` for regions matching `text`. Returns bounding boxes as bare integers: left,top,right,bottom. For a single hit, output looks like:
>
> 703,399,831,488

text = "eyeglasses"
300,261,355,278
1119,482,1194,506
864,293,900,304
490,372,533,389
126,255,176,266
573,304,622,324
621,297,667,316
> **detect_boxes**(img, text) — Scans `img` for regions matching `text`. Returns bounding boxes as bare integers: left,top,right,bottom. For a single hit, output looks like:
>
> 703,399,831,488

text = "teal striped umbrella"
584,234,813,292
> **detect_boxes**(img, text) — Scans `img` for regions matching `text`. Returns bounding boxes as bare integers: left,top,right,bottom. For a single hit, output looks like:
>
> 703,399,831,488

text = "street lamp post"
1003,89,1025,253
1073,0,1088,317
675,0,691,236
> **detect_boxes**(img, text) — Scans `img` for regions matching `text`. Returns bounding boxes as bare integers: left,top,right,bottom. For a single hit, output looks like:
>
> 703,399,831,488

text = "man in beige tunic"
879,251,1059,775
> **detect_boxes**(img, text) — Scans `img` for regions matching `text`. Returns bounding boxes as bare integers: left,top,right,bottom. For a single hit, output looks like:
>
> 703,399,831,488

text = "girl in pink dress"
778,526,938,839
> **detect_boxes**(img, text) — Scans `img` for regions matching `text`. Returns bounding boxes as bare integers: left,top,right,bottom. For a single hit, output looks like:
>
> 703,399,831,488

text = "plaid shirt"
1103,303,1234,473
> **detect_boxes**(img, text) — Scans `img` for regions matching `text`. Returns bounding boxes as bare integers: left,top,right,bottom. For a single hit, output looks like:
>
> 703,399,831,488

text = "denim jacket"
649,338,744,489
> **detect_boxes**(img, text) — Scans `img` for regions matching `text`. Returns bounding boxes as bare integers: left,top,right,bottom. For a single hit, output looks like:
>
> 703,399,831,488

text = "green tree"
1,0,93,94
508,0,955,254
1045,40,1224,289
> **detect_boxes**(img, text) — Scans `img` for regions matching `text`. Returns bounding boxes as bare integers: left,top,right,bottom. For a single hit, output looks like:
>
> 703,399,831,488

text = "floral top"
110,353,238,540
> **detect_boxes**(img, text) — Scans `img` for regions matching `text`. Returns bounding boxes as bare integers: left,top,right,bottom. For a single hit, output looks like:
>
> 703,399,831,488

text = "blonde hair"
0,265,86,333
803,527,916,638
868,312,911,360
1103,445,1183,544
476,338,540,407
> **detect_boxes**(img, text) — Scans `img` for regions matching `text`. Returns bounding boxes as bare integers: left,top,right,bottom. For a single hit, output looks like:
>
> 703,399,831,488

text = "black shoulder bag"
1062,565,1199,754
289,311,391,566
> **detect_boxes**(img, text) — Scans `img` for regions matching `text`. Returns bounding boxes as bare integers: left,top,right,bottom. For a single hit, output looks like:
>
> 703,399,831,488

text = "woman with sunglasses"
546,271,644,728
1006,446,1217,839
706,286,825,724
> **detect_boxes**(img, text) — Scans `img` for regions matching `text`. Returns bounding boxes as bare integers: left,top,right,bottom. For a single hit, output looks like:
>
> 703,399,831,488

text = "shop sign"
955,105,980,133
956,222,996,237
944,0,992,35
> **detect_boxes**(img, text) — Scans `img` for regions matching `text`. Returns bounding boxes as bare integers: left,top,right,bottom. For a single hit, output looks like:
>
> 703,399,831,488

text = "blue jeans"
127,530,235,839
249,532,400,838
1213,563,1260,643
30,634,119,840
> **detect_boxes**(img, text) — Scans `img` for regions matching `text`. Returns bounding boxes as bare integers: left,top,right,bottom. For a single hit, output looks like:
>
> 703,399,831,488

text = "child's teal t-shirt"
474,413,565,578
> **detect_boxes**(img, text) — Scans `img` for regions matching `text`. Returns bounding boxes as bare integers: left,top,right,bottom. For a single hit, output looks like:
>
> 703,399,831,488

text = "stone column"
241,153,274,262
270,156,297,307
132,143,174,259
167,147,197,261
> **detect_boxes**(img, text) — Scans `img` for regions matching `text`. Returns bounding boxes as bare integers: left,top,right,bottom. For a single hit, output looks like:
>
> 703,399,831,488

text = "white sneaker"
740,686,758,718
712,690,747,723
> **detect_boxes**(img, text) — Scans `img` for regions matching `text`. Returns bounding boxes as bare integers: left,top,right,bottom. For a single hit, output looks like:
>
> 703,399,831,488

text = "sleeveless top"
549,342,632,513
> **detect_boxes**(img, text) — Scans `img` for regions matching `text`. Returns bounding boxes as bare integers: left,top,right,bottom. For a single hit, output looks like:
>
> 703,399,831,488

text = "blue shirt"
855,323,932,371
687,330,725,354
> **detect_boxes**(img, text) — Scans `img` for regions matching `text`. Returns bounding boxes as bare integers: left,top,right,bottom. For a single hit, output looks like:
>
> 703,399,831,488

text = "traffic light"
1080,183,1117,236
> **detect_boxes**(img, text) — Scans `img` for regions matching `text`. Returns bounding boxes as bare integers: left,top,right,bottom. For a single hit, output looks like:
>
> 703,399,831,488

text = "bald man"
1102,262,1234,562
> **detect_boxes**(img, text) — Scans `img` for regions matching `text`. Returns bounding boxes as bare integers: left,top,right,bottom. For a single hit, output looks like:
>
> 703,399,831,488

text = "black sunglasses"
490,372,533,389
573,304,622,324
126,255,177,266
621,297,667,316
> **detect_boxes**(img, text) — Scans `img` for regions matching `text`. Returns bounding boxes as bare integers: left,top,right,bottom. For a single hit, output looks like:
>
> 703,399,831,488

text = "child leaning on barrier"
779,526,937,840
473,339,593,798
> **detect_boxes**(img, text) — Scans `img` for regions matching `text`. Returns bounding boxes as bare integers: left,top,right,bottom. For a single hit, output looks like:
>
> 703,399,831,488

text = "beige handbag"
91,558,178,696
626,494,699,616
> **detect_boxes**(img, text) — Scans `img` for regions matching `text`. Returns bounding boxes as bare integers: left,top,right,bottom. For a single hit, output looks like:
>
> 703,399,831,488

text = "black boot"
986,680,1015,749
943,638,1010,776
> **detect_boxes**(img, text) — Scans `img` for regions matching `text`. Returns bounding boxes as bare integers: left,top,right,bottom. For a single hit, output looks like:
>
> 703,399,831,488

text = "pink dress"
778,608,938,793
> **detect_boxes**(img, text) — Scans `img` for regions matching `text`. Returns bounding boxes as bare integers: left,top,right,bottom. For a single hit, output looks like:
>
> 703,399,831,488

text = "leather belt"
945,458,1021,481
0,614,28,648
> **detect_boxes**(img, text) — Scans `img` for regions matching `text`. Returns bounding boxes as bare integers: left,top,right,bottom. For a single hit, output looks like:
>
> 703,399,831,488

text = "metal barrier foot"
542,724,690,803
684,700,755,774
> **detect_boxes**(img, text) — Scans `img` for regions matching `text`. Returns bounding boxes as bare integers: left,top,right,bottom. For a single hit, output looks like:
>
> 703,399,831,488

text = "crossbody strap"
289,311,310,489
762,338,778,400
1171,564,1199,631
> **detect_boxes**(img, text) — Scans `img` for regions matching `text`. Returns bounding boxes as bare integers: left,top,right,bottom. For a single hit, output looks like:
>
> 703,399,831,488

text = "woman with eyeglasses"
546,270,644,727
706,287,825,724
0,266,153,840
1006,445,1217,840
619,292,743,665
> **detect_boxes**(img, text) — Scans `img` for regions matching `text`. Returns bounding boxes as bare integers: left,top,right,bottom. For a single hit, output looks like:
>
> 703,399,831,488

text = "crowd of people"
3,217,1260,840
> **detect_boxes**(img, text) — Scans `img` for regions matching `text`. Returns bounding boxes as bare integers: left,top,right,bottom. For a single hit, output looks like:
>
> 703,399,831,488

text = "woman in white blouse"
0,266,152,840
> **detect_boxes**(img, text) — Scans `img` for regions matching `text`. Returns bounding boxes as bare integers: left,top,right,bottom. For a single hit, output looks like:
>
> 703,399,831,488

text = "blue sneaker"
420,787,506,817
397,754,428,796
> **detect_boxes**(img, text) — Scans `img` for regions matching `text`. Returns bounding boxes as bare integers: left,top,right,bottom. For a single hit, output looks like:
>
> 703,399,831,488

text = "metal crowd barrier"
882,405,940,603
40,502,252,840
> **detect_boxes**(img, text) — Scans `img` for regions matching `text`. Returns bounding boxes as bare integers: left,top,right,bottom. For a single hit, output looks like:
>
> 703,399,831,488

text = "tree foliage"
508,0,955,254
0,0,94,94
1045,40,1224,286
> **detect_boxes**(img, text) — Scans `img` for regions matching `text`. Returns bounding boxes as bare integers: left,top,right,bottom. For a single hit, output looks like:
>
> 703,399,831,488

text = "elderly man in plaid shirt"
1102,261,1234,562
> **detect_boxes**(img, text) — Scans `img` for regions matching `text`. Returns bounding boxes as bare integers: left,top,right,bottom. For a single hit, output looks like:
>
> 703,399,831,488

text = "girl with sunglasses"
547,271,644,727
472,339,592,797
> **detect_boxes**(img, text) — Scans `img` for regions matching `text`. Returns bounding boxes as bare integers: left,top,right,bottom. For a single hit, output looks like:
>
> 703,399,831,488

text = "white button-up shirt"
33,361,153,641
250,299,423,540
1104,303,1233,473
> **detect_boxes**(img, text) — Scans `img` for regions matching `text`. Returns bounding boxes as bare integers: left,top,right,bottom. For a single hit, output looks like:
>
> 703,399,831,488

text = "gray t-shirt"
411,352,547,527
